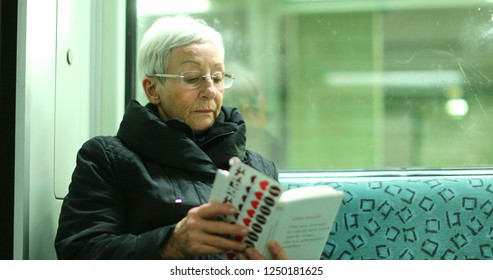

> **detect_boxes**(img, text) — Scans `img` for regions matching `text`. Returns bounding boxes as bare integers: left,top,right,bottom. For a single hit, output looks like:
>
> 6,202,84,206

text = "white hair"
137,14,224,81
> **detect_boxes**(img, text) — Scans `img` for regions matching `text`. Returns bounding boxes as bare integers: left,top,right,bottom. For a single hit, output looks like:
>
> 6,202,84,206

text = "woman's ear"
143,77,160,104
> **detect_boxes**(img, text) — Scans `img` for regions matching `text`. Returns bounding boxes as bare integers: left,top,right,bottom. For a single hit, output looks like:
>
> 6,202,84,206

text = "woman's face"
144,41,225,134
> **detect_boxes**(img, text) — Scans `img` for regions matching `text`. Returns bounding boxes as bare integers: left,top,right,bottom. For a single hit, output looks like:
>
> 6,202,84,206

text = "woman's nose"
198,78,218,99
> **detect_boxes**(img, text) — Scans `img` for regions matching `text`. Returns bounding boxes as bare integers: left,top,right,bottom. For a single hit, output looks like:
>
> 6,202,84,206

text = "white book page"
268,185,344,260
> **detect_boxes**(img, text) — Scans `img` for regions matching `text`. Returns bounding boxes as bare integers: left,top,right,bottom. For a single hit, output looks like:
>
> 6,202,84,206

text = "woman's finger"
244,241,288,260
267,240,287,260
194,202,237,219
244,246,265,260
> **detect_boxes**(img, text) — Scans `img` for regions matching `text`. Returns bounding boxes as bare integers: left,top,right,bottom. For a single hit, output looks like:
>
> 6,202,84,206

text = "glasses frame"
151,71,235,89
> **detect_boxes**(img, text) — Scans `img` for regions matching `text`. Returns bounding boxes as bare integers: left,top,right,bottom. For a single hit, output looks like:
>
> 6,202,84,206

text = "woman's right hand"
160,202,249,259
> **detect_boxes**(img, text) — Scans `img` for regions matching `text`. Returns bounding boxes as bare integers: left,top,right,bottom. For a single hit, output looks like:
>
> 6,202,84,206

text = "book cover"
209,158,344,259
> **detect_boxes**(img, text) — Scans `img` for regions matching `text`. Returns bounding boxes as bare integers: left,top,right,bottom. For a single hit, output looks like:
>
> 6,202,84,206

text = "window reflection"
134,0,493,170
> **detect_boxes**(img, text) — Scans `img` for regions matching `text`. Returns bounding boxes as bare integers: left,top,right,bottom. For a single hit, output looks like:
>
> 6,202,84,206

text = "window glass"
134,0,493,170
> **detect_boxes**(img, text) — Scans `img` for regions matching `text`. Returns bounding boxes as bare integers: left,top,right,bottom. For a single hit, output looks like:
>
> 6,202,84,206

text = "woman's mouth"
195,109,214,114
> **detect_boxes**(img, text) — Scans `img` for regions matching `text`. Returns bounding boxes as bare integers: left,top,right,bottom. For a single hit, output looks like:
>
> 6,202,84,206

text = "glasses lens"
211,73,224,86
181,72,202,87
179,72,234,89
223,73,234,89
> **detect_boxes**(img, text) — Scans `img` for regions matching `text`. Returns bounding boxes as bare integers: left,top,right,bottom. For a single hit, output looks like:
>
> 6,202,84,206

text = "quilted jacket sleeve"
54,137,173,259
245,150,279,181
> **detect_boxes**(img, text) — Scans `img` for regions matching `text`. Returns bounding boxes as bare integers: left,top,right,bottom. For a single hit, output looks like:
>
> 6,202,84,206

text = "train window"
132,0,493,170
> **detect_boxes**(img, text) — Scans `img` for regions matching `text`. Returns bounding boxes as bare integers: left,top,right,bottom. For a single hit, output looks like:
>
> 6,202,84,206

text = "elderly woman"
54,15,285,260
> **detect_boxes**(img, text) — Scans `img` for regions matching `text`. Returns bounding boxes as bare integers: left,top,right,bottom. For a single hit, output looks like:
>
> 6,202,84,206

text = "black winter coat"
54,101,278,259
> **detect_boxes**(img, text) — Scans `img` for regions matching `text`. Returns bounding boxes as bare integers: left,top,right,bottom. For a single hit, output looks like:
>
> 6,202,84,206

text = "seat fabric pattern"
280,177,493,260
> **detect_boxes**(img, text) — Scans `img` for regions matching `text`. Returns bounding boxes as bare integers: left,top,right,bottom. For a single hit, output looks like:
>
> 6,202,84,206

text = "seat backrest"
280,175,493,259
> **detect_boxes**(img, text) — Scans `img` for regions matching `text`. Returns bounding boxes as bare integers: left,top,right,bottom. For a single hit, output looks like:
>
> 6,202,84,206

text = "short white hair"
137,14,224,81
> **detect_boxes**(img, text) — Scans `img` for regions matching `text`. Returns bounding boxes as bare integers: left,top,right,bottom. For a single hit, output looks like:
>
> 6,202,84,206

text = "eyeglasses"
152,71,235,89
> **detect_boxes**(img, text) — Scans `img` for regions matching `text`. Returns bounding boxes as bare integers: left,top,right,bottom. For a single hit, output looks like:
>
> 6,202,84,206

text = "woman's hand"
160,203,249,259
242,240,288,260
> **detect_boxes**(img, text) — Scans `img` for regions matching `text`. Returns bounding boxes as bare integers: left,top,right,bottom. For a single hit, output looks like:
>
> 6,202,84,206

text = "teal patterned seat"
280,175,493,260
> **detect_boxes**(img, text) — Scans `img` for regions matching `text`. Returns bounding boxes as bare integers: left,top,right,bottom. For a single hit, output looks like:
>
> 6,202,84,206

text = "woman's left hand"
241,240,287,260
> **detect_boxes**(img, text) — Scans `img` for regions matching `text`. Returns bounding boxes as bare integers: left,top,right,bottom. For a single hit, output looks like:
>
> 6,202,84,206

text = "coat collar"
117,100,246,177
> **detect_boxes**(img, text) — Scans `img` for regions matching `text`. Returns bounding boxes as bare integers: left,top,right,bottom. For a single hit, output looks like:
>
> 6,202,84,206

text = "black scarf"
117,100,247,177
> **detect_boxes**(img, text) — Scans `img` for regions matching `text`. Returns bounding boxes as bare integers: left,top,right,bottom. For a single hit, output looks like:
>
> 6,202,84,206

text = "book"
208,157,344,260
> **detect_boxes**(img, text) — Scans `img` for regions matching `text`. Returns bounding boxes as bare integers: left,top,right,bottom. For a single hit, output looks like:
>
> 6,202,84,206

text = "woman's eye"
183,76,201,84
212,75,223,84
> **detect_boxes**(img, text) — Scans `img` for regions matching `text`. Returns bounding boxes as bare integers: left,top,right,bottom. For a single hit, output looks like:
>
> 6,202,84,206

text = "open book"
209,158,344,260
